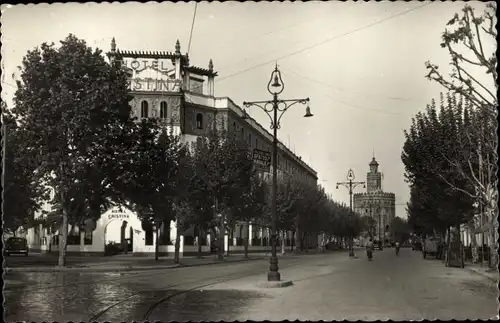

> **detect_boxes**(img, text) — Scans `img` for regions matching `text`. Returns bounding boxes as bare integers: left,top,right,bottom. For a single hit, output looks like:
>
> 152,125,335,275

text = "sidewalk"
464,262,498,282
5,248,354,273
4,254,267,273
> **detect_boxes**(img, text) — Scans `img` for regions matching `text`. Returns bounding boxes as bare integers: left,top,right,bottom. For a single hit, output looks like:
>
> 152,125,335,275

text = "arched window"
141,100,149,118
160,101,168,120
196,113,203,129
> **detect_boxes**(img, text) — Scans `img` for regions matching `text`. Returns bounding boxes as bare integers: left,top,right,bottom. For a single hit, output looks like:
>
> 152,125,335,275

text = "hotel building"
24,39,318,256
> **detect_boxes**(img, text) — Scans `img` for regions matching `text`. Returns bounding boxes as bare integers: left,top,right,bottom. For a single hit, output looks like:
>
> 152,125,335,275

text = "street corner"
464,265,499,284
256,280,294,288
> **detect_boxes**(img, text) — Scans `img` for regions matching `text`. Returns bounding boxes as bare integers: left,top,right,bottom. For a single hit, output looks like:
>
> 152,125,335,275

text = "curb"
465,266,498,283
4,256,267,273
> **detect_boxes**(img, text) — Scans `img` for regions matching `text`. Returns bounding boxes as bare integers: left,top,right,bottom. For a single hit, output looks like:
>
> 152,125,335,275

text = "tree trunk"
58,208,69,267
197,226,203,258
216,198,224,261
486,209,498,268
154,226,160,261
281,230,285,255
244,222,249,258
467,224,479,263
300,232,307,252
174,221,181,264
226,228,231,257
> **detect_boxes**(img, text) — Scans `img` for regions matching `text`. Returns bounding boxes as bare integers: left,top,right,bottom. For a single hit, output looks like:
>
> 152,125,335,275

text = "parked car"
423,237,438,258
5,237,29,256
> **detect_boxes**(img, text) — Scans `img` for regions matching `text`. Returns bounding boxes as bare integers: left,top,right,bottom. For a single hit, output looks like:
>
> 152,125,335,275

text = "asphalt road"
4,253,118,267
4,248,497,322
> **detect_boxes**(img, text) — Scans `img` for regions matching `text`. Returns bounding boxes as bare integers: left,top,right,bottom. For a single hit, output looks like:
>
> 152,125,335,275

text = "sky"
1,1,496,219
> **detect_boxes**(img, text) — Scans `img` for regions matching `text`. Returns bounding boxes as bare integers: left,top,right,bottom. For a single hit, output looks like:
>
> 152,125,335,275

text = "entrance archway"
104,219,135,254
97,206,143,254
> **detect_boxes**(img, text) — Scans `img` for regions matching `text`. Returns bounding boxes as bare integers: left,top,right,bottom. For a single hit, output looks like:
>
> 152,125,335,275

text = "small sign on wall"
253,149,271,172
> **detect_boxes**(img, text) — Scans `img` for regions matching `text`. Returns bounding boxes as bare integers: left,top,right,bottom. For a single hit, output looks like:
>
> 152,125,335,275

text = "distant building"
24,39,317,256
353,156,396,245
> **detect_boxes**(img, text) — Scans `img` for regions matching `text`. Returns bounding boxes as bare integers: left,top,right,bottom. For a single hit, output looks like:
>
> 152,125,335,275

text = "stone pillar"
207,233,211,249
170,220,177,244
207,59,215,96
207,76,214,96
80,231,85,252
174,40,182,80
224,234,228,252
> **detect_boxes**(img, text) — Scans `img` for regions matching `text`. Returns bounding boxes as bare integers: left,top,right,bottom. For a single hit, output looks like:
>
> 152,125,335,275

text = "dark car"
5,237,29,256
412,241,422,251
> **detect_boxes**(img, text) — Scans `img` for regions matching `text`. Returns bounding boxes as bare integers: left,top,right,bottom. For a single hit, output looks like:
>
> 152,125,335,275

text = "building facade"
353,157,396,245
24,39,318,256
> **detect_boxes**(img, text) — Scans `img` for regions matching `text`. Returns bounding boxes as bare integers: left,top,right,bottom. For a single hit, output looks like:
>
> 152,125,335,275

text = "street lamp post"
242,64,312,282
336,169,365,257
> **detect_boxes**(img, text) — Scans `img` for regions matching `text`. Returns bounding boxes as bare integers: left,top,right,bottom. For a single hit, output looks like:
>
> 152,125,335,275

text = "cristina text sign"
122,58,182,92
108,213,130,220
128,78,182,92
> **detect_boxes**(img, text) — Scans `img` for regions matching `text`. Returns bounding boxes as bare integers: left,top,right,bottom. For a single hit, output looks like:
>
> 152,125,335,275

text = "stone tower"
354,156,396,245
367,157,382,193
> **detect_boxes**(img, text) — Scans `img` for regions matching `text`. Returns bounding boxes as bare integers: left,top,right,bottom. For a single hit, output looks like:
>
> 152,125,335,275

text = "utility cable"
187,2,198,55
216,3,358,71
281,67,416,103
215,2,432,84
279,70,402,116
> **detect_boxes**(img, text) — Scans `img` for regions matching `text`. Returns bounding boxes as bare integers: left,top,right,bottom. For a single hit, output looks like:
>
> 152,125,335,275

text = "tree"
425,3,496,114
190,129,254,260
12,34,135,266
424,3,498,266
230,172,268,258
390,217,411,243
117,119,188,261
2,102,46,234
402,94,476,241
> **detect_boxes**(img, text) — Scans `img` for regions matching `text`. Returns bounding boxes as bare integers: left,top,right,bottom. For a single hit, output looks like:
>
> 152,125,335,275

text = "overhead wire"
217,2,357,54
214,2,432,85
215,2,358,71
279,69,402,116
187,2,198,55
281,67,417,103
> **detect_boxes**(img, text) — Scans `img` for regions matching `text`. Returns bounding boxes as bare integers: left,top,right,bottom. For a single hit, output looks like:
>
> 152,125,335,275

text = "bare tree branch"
437,173,478,200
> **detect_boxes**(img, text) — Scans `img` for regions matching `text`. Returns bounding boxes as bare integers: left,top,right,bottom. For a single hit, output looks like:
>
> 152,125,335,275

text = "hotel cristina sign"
122,58,182,92
108,209,130,220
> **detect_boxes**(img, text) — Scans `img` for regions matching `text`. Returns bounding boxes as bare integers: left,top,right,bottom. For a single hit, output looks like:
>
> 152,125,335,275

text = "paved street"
4,248,497,322
3,252,268,272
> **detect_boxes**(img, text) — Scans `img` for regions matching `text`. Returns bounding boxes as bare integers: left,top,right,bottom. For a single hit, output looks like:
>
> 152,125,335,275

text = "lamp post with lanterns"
336,169,365,257
242,63,312,282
